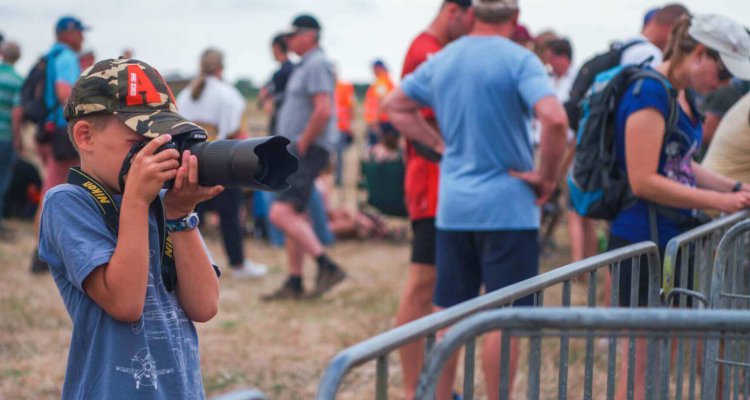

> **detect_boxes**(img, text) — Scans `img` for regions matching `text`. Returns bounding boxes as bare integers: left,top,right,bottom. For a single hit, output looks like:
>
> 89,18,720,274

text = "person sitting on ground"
39,58,223,398
367,122,401,163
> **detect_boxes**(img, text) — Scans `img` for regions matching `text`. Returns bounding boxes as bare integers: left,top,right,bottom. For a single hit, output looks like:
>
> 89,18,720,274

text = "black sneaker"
30,249,49,274
261,278,304,301
310,264,347,297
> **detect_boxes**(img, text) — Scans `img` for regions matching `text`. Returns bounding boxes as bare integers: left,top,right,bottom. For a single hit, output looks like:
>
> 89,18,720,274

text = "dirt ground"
0,104,585,399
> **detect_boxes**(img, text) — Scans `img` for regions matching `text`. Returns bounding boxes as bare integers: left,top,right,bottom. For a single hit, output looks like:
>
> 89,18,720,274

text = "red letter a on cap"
126,65,162,106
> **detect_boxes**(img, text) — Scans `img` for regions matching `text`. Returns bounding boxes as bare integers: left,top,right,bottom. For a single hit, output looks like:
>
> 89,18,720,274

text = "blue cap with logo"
55,16,89,33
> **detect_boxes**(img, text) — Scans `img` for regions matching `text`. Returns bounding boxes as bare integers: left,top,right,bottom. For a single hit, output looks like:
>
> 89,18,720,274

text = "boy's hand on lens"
126,134,180,204
164,150,224,219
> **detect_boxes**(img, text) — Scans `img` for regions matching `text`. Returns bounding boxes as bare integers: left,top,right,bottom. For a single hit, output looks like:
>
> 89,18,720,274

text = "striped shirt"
0,63,23,141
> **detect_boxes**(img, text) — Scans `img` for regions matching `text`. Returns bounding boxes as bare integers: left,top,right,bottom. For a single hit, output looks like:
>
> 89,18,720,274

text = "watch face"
187,214,200,229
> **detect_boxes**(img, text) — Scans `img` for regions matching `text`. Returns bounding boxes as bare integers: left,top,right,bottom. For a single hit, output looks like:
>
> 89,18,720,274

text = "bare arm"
384,88,444,154
625,109,750,213
297,92,332,154
166,151,222,323
510,96,568,204
83,135,180,322
692,160,747,192
55,82,73,105
172,229,220,323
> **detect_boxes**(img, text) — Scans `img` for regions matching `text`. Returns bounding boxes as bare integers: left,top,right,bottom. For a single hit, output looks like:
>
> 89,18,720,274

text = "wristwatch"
166,212,200,233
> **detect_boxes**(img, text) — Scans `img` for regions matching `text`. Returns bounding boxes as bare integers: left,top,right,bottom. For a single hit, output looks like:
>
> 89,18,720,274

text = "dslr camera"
155,129,298,191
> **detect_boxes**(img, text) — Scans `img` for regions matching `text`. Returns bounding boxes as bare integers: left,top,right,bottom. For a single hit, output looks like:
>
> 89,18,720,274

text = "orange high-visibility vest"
363,72,394,124
336,80,355,133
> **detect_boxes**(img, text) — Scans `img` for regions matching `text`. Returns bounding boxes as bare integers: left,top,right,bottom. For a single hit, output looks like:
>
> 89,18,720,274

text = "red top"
401,32,443,221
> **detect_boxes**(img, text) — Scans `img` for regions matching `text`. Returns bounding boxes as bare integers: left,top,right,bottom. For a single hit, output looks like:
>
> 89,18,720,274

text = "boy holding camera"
39,58,223,398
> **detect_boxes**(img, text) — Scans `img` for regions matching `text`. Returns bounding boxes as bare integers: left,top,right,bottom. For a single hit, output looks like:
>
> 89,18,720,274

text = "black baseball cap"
291,14,321,31
445,0,472,8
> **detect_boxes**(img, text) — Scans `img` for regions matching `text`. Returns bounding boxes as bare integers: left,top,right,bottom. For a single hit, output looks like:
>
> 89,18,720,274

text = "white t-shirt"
531,65,577,145
620,35,663,66
176,76,246,140
553,64,577,105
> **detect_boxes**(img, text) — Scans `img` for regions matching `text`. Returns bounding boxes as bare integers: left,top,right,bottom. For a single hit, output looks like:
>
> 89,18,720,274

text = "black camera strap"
67,167,178,292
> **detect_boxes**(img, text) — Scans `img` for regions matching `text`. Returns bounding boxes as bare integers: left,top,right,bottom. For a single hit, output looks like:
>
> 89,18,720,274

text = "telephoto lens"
186,135,298,191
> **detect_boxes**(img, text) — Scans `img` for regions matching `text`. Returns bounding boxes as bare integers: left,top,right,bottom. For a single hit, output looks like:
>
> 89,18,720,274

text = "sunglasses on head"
705,48,734,81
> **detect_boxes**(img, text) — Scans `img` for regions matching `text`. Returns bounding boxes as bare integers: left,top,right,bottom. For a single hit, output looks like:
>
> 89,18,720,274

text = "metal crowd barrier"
317,243,661,400
701,220,750,398
662,210,750,307
415,308,750,400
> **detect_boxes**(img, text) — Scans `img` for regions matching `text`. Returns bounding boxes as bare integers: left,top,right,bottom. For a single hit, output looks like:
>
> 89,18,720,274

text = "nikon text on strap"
67,167,179,291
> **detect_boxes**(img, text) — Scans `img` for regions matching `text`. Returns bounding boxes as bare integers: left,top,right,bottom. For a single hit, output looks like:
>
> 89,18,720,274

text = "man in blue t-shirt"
30,16,86,274
385,0,568,398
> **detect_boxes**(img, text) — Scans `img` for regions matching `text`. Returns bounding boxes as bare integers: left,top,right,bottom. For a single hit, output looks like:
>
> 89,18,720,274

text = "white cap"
689,14,750,80
472,0,519,10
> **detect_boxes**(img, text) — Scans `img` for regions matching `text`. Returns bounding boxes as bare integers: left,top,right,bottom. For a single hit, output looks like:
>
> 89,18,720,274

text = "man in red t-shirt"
392,1,474,398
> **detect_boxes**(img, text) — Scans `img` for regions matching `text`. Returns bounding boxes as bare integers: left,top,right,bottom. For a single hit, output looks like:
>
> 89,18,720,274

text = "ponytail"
663,17,698,82
191,48,224,100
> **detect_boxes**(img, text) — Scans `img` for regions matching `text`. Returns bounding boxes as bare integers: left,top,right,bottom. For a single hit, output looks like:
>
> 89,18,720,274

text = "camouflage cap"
64,58,204,138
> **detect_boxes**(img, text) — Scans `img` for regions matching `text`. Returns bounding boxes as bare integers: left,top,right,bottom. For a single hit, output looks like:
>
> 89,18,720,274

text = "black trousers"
197,187,245,267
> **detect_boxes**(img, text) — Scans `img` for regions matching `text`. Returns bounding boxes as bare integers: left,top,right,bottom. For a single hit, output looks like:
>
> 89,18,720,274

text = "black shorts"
411,218,436,265
608,235,693,307
275,144,329,212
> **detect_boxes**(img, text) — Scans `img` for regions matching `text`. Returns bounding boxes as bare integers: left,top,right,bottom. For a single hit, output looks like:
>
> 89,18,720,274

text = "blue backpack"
567,64,678,221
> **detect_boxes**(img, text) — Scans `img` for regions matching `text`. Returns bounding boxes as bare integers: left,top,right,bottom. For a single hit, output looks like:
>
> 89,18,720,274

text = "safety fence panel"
662,210,750,308
317,242,661,400
701,220,750,399
415,308,750,400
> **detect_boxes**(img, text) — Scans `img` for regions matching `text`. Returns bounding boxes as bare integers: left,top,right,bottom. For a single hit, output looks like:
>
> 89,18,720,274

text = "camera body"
157,129,298,191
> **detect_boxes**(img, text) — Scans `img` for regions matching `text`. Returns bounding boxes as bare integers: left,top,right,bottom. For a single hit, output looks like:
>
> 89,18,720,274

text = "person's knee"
269,203,292,226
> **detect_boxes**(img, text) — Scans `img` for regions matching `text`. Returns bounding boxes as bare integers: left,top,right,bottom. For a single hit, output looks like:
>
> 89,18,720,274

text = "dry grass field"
0,103,592,399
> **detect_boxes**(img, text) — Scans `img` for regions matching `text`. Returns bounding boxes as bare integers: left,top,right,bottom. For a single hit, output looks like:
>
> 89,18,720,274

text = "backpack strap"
43,46,68,113
66,167,180,292
629,70,680,244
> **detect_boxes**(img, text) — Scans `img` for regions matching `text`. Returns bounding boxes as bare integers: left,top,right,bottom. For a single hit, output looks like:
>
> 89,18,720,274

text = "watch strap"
166,211,199,232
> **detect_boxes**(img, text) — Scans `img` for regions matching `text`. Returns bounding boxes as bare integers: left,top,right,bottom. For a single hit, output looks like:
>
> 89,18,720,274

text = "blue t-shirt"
401,35,555,230
610,71,702,247
39,185,210,399
45,43,80,128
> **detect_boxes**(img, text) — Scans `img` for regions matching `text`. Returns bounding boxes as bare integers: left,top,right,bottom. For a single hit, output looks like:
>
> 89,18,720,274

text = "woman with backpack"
608,14,750,400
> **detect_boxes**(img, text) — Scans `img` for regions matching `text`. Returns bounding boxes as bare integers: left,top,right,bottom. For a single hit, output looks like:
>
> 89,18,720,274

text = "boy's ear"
72,120,95,151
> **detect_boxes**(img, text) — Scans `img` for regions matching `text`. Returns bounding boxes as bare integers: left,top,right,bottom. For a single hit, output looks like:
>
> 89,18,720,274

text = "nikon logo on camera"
82,181,111,205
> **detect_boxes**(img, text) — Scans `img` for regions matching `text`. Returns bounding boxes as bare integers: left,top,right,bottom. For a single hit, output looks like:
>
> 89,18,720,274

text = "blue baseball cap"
55,16,89,33
643,7,660,26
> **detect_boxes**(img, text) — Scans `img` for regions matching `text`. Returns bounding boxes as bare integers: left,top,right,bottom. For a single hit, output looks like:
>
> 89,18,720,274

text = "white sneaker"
232,260,269,279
